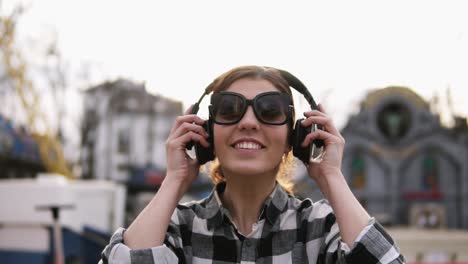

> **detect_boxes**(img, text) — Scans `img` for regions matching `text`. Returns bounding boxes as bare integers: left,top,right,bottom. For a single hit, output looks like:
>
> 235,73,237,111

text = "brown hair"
207,66,296,194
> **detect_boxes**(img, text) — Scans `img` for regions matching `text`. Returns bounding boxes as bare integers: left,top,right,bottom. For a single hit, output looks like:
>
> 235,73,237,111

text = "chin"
222,160,279,178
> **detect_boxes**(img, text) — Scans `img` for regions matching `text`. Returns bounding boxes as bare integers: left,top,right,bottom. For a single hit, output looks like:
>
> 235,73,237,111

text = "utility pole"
36,204,75,264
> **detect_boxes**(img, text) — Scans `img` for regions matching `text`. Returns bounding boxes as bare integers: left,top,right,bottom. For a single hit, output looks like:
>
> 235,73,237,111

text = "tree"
0,5,73,178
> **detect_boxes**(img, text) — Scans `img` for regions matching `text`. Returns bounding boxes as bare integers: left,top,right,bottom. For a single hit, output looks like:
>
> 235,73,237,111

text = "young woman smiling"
100,66,405,264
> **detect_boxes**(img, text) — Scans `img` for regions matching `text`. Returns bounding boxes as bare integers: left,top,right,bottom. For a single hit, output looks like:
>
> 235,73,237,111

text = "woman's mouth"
233,141,263,150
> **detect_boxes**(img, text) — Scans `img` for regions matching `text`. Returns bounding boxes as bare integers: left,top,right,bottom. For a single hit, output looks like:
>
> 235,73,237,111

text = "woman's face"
213,78,290,179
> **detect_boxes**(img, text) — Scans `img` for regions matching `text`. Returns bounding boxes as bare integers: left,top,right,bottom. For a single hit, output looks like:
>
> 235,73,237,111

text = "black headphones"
187,68,324,165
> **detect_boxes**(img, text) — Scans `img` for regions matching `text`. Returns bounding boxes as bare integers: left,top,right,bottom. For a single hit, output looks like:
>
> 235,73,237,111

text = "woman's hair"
207,65,296,194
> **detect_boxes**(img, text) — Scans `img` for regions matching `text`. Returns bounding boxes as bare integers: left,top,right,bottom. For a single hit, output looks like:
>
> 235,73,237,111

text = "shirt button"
245,240,252,247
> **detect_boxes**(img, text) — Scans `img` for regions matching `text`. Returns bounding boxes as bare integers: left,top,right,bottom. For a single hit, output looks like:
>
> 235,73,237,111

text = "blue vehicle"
0,114,44,178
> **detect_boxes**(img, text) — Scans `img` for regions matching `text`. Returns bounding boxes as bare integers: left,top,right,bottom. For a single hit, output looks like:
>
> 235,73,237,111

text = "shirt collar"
205,181,290,230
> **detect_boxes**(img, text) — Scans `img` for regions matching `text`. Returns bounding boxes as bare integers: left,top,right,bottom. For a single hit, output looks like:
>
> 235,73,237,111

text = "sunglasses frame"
209,91,293,125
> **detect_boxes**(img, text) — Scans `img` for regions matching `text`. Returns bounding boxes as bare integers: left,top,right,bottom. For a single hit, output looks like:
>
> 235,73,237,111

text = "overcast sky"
4,0,468,131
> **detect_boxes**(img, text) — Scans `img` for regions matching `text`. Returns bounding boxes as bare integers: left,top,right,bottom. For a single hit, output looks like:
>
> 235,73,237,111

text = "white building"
81,79,182,183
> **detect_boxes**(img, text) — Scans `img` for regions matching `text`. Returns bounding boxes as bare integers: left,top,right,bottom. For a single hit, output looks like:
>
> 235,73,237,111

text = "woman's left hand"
300,104,346,185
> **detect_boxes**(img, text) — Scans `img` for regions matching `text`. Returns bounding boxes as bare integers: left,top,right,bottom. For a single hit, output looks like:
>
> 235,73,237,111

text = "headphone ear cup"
292,118,312,163
194,119,215,165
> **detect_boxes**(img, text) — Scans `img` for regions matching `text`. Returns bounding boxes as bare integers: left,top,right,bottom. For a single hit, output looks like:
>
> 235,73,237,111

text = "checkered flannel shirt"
101,182,405,263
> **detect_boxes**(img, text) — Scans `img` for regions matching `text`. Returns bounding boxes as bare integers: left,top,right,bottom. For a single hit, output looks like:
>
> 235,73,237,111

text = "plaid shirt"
101,182,405,263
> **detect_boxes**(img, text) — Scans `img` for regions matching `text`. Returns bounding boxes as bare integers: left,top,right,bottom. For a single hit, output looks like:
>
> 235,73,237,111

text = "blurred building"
296,86,468,229
388,228,468,262
80,79,182,186
80,79,215,224
341,86,468,229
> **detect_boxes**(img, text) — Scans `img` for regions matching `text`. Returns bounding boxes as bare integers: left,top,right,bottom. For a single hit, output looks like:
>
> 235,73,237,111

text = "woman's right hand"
124,106,210,250
165,106,210,190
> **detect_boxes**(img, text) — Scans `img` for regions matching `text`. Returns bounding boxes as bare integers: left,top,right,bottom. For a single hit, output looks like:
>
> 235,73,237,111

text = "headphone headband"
277,69,319,110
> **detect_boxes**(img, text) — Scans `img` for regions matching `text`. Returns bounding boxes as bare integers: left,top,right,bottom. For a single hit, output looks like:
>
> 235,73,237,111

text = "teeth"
235,142,261,150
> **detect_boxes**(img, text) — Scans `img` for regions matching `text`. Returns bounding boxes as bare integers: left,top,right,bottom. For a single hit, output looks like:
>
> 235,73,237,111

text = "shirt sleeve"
99,227,179,264
321,218,406,264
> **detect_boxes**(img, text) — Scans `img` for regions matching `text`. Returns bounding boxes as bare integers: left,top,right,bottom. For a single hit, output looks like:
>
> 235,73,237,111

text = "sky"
3,0,468,132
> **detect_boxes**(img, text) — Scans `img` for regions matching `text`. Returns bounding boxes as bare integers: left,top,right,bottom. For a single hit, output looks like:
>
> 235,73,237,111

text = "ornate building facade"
296,86,468,229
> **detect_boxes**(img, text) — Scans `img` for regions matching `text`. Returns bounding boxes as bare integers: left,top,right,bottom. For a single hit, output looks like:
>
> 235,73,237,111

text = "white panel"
0,226,49,252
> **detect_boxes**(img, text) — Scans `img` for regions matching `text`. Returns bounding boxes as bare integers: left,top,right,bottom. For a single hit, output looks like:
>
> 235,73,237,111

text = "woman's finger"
301,116,340,136
170,122,209,139
178,131,210,148
301,129,343,148
166,130,210,150
303,109,326,118
169,112,206,134
303,103,328,117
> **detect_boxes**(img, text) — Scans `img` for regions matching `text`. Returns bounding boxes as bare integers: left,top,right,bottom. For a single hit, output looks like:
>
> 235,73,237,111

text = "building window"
351,154,366,190
422,153,439,192
377,102,411,141
118,129,130,154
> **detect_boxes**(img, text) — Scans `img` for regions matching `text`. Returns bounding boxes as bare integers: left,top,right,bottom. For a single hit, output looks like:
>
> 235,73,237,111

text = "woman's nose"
237,106,260,130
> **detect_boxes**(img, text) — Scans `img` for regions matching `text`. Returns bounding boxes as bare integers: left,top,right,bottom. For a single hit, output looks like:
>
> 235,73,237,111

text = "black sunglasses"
209,91,293,125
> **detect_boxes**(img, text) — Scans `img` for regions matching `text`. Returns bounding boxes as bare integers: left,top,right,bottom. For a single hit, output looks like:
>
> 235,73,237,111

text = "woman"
100,66,405,263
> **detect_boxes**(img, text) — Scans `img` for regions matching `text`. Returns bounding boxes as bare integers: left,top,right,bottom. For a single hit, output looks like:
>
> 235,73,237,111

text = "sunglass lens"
255,94,288,124
213,94,245,124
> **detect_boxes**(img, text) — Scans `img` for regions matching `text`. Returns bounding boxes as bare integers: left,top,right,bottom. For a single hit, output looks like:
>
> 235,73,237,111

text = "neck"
221,172,276,236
